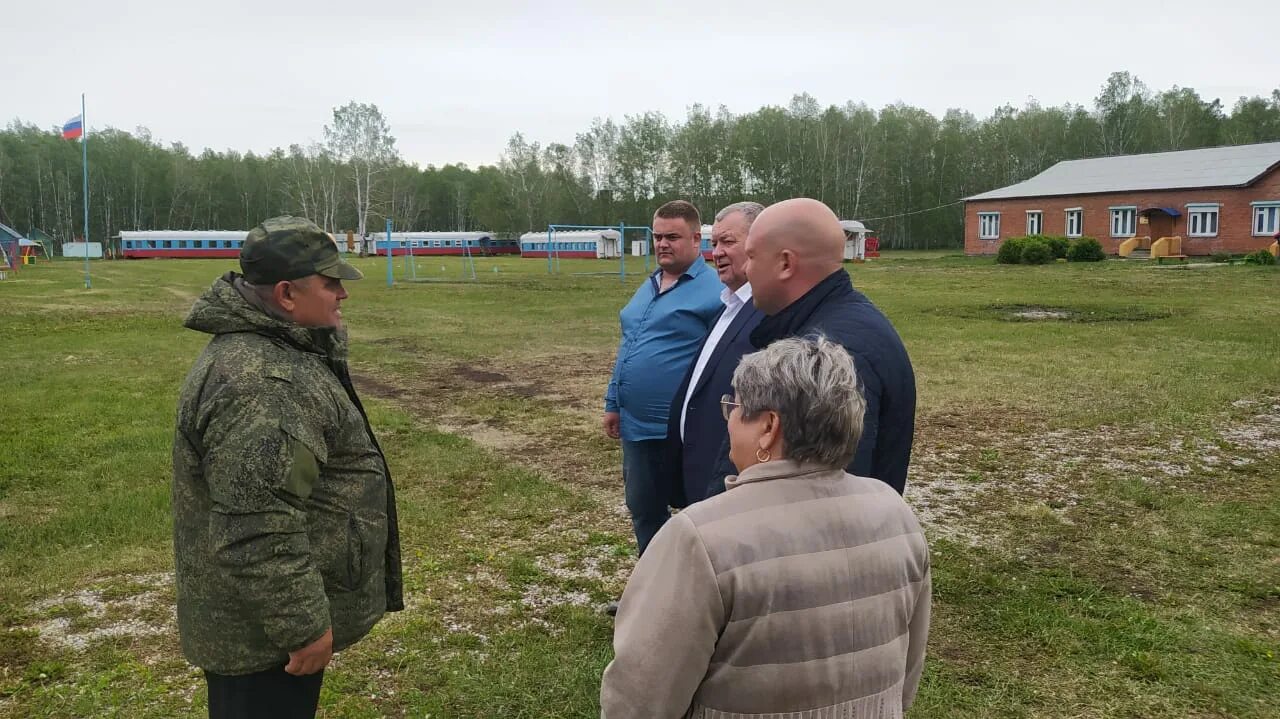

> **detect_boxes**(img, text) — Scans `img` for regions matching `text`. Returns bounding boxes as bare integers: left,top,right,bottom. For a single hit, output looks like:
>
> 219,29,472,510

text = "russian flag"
62,115,83,140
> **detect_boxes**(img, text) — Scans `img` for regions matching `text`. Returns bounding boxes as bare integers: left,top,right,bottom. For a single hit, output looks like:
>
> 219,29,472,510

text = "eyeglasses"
720,394,740,421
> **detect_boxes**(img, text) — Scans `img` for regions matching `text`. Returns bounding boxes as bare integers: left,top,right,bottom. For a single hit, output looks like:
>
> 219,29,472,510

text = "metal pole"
619,220,626,283
409,237,417,280
81,93,90,289
385,219,393,287
546,225,553,274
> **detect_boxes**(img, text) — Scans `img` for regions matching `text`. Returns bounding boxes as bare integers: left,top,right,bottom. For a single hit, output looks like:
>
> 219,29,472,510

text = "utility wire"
857,200,964,223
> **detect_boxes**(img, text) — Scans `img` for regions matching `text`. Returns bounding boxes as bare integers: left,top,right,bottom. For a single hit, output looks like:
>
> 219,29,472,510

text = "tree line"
1,72,1278,251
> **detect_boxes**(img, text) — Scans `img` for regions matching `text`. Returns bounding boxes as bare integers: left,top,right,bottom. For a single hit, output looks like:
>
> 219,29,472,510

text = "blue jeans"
622,439,671,556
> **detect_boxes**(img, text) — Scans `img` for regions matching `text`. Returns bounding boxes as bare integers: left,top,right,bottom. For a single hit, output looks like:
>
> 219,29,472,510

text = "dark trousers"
622,438,671,556
205,666,324,719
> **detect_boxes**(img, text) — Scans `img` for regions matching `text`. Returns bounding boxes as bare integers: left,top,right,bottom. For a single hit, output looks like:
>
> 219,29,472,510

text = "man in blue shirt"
604,200,723,557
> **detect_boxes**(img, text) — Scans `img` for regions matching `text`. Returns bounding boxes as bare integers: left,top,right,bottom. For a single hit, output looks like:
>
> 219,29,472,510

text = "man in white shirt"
663,202,766,506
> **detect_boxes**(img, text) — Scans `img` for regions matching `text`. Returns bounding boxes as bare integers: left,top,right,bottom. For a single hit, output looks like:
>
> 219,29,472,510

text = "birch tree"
324,102,398,237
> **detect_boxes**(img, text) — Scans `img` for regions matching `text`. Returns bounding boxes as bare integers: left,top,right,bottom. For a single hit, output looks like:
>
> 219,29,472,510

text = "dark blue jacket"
749,269,916,494
663,301,764,508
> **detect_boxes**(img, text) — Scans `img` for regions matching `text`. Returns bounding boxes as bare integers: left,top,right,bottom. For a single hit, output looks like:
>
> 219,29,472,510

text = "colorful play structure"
0,222,52,278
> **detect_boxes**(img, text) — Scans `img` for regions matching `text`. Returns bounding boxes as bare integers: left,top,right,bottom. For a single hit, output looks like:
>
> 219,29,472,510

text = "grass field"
1,253,1277,718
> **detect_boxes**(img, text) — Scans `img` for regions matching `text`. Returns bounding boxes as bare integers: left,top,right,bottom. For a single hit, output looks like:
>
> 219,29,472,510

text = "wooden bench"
1155,254,1188,264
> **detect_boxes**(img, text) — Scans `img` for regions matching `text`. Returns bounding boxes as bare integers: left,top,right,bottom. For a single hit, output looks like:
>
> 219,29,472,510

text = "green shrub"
1242,249,1276,265
1209,252,1233,263
1067,237,1106,262
997,236,1070,265
996,237,1026,264
1042,235,1070,259
1020,239,1054,265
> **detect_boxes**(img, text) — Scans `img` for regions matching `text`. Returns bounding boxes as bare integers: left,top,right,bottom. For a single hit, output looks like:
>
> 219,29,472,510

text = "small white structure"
699,224,714,257
631,240,648,256
840,220,872,261
62,242,104,258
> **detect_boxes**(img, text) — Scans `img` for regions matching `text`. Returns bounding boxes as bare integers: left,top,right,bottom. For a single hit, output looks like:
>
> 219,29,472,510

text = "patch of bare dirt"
352,350,621,496
436,422,527,452
455,366,511,384
908,397,1279,545
26,573,175,653
1013,309,1073,320
353,374,408,400
356,340,1275,557
1221,397,1280,453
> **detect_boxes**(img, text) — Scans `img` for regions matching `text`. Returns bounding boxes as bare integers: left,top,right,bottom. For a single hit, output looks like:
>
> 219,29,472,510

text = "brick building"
964,141,1280,256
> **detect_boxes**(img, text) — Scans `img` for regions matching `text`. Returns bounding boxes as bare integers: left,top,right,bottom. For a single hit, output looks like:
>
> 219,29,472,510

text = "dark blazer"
664,299,764,508
750,268,916,494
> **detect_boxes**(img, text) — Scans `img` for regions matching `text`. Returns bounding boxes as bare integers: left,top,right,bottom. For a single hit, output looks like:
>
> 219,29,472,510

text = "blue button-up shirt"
606,259,724,441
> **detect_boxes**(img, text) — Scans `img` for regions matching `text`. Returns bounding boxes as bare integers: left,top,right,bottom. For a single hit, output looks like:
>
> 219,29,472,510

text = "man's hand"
285,627,333,675
603,412,621,440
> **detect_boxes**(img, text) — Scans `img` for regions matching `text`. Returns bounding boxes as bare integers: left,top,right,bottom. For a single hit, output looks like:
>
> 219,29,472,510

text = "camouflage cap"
240,216,363,285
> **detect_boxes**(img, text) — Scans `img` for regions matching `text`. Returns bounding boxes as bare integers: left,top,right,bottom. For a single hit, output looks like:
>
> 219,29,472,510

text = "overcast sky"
7,0,1278,168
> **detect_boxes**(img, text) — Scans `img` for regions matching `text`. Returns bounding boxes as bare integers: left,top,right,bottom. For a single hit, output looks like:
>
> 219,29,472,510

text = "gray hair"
731,335,865,468
244,275,317,300
240,279,297,322
714,201,765,226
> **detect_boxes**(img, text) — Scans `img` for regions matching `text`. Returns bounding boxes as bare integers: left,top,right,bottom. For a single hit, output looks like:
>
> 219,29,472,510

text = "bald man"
744,198,916,493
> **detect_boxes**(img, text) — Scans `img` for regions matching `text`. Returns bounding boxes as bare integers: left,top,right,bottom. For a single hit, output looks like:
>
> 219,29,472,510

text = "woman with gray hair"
600,336,931,719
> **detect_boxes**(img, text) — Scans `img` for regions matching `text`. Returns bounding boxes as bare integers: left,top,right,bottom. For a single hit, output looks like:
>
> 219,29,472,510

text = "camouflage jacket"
172,271,403,675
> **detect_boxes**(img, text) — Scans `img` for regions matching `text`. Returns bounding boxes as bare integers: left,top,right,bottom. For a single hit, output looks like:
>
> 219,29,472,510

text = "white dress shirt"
680,283,753,440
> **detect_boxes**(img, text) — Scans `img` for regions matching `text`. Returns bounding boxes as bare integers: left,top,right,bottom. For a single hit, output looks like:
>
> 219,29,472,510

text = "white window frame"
978,212,1001,240
1064,208,1083,238
1186,203,1220,238
1110,206,1137,238
1252,201,1280,236
1026,210,1043,236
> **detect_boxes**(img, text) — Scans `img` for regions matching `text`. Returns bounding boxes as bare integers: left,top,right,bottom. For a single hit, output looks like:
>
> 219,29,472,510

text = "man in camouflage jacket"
172,216,403,719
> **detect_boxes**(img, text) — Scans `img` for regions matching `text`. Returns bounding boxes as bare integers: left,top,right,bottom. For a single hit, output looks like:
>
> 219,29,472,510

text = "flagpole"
81,93,91,289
